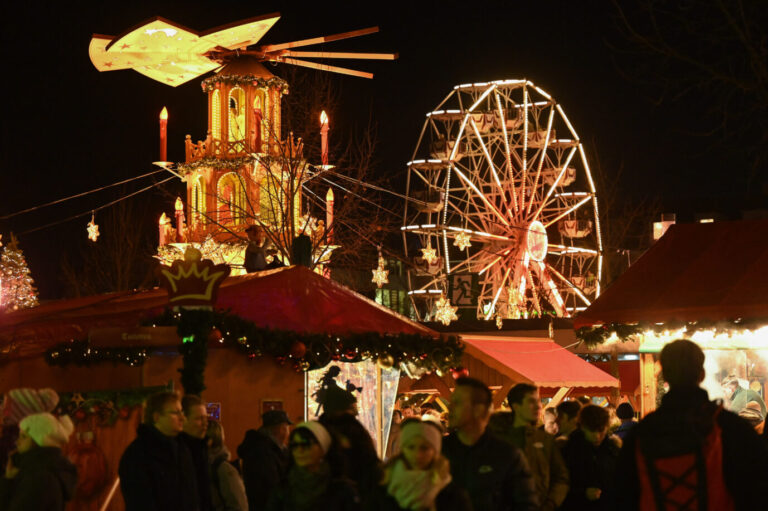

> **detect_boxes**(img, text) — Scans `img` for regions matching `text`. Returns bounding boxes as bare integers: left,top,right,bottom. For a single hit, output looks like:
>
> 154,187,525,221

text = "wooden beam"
282,50,398,60
277,57,373,79
260,26,379,52
547,387,572,409
492,381,514,409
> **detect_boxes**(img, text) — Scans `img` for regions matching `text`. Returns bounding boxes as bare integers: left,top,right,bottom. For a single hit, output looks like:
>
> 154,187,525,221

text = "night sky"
1,1,762,299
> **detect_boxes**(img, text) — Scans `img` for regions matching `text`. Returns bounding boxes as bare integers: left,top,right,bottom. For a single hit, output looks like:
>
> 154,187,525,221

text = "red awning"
462,338,618,388
575,220,768,329
0,266,435,360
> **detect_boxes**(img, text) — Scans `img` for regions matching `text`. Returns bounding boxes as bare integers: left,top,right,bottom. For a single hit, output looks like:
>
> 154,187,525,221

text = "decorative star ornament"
87,215,100,242
453,232,472,250
71,393,85,407
434,296,458,326
421,246,437,264
372,256,389,288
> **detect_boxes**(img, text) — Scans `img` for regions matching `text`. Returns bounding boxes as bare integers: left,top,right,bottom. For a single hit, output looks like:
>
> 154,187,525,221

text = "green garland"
54,384,172,426
45,308,465,397
176,156,253,175
201,74,289,94
575,317,768,347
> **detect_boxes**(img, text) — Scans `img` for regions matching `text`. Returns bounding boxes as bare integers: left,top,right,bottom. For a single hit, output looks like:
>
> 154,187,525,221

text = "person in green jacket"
489,384,570,511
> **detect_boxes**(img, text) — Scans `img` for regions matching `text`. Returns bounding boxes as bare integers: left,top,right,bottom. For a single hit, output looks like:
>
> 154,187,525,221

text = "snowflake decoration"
453,232,472,250
434,296,458,326
496,314,504,329
421,245,437,264
372,255,389,288
87,216,100,242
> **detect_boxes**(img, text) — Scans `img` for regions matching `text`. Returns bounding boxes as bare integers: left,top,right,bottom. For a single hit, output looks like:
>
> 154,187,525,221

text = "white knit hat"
295,421,332,454
19,413,74,448
400,420,444,455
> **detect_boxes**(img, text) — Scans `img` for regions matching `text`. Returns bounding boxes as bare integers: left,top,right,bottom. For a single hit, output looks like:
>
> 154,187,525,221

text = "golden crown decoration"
158,247,231,307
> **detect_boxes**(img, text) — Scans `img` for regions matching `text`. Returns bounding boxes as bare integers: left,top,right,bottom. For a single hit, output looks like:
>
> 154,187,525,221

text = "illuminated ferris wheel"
402,80,603,322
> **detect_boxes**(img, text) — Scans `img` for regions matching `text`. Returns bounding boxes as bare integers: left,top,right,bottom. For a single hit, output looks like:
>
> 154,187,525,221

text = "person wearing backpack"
206,420,247,511
614,339,768,510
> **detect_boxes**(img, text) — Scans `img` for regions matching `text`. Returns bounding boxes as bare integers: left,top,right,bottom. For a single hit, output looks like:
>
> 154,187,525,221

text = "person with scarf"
266,421,360,511
207,420,248,511
375,418,470,511
0,412,77,511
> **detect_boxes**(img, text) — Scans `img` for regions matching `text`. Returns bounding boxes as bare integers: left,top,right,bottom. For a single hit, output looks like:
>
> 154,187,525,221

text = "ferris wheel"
402,80,603,322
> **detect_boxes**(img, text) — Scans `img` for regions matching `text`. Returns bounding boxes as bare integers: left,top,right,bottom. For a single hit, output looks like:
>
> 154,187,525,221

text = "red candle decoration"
159,106,168,162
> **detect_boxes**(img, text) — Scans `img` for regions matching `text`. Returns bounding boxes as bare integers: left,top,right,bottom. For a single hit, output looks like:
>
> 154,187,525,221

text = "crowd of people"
2,338,768,510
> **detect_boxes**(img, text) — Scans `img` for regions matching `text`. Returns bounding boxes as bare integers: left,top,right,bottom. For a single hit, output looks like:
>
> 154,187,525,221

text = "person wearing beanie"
266,421,360,511
0,412,78,511
374,418,471,511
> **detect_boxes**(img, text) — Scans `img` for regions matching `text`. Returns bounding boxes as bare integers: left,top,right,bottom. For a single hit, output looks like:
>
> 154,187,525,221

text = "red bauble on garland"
290,341,307,359
208,327,223,343
118,406,131,420
344,348,357,360
450,366,469,380
74,408,88,422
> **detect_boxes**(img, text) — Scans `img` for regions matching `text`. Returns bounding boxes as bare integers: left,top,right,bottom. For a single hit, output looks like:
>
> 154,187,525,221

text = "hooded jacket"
209,444,248,511
0,446,77,511
118,424,200,511
488,412,569,511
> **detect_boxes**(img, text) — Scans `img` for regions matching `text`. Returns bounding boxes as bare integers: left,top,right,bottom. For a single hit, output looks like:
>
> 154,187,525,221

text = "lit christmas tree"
1,233,39,312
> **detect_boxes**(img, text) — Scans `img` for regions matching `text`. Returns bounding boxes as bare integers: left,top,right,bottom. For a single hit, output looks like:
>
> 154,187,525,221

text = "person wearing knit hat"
267,420,361,510
0,412,78,510
376,418,471,511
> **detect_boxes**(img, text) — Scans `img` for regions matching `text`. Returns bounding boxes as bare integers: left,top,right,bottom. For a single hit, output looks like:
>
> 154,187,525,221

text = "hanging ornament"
434,296,458,326
87,213,100,242
453,232,472,250
371,246,389,288
421,245,437,264
290,340,307,359
450,366,470,380
496,314,504,330
377,353,395,369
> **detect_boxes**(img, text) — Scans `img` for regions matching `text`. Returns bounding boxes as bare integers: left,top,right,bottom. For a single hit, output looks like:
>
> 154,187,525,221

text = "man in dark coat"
119,391,200,511
615,339,768,510
179,395,212,511
237,409,292,511
442,377,538,511
559,405,620,511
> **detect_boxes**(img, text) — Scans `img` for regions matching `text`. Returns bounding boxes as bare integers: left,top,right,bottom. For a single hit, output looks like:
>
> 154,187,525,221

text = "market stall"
575,219,768,416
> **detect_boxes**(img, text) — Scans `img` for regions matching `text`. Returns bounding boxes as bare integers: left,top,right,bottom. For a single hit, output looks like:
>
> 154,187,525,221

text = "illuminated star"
421,246,437,264
434,296,458,326
371,257,389,288
71,393,85,407
103,61,113,68
87,219,100,242
120,43,131,49
453,232,472,250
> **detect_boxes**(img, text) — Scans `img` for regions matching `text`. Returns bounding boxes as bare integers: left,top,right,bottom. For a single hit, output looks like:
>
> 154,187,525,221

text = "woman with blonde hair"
375,418,470,511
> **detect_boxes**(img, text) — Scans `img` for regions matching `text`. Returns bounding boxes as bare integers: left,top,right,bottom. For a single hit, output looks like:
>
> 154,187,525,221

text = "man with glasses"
119,391,200,510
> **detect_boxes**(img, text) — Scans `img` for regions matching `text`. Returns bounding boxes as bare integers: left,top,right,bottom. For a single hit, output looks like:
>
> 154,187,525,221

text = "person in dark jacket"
207,420,248,511
374,418,471,511
615,339,768,510
442,377,538,511
489,383,569,511
180,395,213,511
267,421,360,511
0,412,77,511
119,391,200,511
559,405,620,511
237,409,292,511
613,402,637,441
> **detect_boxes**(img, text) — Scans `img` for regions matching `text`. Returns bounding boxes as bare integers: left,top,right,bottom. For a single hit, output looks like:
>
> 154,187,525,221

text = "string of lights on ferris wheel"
0,168,167,221
17,176,175,235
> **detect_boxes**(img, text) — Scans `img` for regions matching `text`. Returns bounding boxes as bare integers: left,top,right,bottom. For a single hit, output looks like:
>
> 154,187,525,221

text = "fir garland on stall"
45,308,465,396
55,384,172,425
176,156,252,175
200,74,289,94
575,317,768,347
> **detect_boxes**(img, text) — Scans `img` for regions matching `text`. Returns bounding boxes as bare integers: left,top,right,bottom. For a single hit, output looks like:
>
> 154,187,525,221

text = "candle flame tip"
160,107,168,120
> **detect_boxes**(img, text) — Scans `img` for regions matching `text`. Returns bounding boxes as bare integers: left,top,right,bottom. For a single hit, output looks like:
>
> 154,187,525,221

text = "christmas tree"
1,233,39,311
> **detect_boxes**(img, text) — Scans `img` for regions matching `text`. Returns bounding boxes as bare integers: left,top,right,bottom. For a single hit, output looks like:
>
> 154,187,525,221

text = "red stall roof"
0,266,435,360
575,220,768,329
462,337,618,388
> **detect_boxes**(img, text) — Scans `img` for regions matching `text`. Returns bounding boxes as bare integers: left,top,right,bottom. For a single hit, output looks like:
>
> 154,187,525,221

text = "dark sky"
0,1,760,298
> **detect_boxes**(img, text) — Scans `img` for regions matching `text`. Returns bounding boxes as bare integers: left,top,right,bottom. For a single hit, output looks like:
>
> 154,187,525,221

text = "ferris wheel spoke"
495,93,518,213
451,166,510,227
543,195,592,228
469,118,509,214
519,85,530,213
531,146,578,221
535,262,567,317
484,267,512,320
547,265,592,306
449,247,489,274
527,107,556,216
